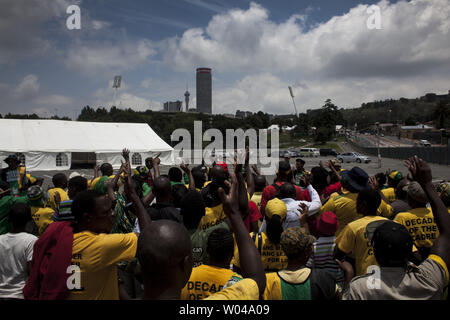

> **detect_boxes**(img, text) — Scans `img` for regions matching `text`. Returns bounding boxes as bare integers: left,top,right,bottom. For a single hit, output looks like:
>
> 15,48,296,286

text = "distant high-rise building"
184,84,190,112
163,101,182,112
196,68,212,114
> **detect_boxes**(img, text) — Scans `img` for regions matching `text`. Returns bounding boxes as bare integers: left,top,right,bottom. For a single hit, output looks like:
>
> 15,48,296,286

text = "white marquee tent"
0,119,174,171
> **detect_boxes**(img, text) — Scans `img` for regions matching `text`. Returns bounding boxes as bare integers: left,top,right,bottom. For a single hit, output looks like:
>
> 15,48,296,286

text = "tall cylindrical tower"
196,68,212,114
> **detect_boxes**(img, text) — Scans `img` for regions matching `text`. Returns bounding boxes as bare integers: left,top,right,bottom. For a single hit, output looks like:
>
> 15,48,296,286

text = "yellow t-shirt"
204,278,259,300
336,215,389,276
181,264,242,300
263,268,312,300
251,192,263,212
320,192,359,236
47,188,70,211
394,208,439,248
31,207,55,236
198,204,227,231
67,232,138,300
382,187,397,203
232,232,288,272
320,192,394,236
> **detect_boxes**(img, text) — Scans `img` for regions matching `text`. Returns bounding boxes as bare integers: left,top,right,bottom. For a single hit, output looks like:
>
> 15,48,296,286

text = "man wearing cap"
293,159,311,187
27,186,55,236
1,155,28,197
394,181,438,259
319,167,393,236
390,178,412,217
260,161,308,216
263,226,342,300
382,170,403,203
437,182,450,213
232,198,288,272
343,156,449,300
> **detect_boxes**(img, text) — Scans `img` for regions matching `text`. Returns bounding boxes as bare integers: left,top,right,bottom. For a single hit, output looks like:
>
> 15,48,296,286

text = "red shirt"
324,182,342,198
260,181,308,215
244,201,263,232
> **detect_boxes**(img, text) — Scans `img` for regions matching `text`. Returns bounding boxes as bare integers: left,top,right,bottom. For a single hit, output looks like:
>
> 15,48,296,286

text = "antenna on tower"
184,81,190,112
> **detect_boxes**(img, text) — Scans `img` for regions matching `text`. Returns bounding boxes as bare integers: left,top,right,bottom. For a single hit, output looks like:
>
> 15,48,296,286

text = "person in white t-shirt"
0,202,37,300
260,180,321,232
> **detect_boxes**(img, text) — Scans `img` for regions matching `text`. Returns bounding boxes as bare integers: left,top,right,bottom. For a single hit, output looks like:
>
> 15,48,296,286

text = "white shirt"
259,184,322,232
0,232,37,299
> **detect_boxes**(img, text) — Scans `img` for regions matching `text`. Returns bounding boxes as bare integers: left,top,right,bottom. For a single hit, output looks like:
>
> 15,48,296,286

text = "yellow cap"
265,198,287,221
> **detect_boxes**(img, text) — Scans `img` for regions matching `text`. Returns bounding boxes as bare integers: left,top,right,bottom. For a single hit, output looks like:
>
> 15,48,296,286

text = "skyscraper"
184,83,190,112
196,68,212,114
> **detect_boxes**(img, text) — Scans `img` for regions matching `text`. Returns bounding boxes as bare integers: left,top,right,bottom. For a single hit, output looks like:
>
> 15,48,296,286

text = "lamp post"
376,122,381,168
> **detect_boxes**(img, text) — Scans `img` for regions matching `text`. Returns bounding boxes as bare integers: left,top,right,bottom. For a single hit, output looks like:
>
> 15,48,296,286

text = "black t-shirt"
147,203,183,224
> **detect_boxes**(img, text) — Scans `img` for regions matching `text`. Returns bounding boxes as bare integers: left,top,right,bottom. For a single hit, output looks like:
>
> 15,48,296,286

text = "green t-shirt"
0,195,28,235
190,221,229,267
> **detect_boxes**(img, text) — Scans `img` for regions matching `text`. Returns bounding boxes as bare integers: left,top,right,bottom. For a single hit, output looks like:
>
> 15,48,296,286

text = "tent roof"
0,119,173,153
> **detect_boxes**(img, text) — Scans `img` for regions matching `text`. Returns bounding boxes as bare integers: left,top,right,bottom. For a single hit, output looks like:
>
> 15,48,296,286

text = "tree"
433,101,450,129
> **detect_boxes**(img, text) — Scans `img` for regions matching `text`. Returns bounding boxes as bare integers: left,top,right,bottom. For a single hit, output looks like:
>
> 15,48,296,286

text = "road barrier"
348,139,450,165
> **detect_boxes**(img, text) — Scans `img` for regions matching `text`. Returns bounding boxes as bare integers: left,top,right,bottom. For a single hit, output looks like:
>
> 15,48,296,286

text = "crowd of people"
0,149,449,301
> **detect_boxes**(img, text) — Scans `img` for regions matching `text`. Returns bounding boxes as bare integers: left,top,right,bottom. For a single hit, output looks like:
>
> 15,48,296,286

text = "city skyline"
0,0,449,119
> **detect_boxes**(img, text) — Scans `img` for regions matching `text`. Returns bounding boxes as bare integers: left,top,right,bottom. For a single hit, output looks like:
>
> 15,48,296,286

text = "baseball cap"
316,211,339,236
27,185,49,203
438,182,450,199
134,166,149,177
388,170,403,181
341,167,370,192
280,227,316,257
265,198,287,221
403,181,428,204
370,220,413,263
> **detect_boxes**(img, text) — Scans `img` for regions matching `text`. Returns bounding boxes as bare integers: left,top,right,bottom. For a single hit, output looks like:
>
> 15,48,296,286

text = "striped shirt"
307,236,344,284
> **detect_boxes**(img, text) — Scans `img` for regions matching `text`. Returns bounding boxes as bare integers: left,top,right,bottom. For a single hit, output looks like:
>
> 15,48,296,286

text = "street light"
375,122,381,168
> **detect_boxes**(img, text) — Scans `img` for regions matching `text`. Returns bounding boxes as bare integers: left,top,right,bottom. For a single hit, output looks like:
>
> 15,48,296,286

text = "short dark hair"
172,184,188,208
9,202,32,229
180,190,206,230
357,189,381,214
100,163,113,176
207,228,234,264
375,173,387,186
296,159,305,165
168,167,183,183
279,183,296,199
68,176,88,191
71,190,104,223
191,167,206,189
52,173,68,188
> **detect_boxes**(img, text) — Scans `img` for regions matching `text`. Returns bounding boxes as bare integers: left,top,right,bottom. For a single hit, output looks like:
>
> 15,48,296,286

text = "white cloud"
163,0,450,78
13,74,40,99
35,94,74,106
65,39,157,75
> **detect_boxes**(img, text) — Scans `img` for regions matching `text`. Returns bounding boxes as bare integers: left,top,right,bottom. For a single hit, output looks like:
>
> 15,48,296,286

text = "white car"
300,148,320,157
337,152,371,164
419,140,431,147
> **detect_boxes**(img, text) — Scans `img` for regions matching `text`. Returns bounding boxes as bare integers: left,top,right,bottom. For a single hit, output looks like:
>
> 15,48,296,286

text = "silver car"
337,152,371,164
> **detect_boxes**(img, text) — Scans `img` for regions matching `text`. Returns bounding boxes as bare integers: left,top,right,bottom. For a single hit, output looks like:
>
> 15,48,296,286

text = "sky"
0,0,449,119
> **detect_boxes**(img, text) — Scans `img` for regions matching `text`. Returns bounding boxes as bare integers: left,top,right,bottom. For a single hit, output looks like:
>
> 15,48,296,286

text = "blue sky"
0,0,449,119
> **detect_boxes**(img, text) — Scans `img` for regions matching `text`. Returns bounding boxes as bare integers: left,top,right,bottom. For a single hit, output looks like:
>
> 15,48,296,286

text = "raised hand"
122,148,130,161
404,156,432,186
180,162,190,173
369,176,380,191
298,202,309,225
218,173,239,217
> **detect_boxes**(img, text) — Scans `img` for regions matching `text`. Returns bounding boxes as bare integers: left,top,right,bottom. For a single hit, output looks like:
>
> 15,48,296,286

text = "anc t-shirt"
382,187,397,203
394,208,439,249
336,215,389,276
232,232,288,272
204,278,260,300
47,188,70,211
181,264,243,300
263,268,338,300
320,191,393,236
67,231,138,300
31,207,55,236
197,204,227,231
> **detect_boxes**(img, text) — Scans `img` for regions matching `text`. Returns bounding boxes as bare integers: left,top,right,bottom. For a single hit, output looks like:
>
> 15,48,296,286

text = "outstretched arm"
404,156,450,267
218,173,266,295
